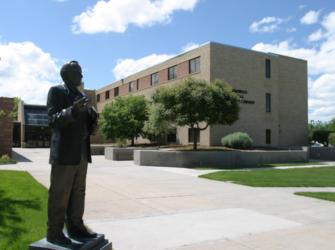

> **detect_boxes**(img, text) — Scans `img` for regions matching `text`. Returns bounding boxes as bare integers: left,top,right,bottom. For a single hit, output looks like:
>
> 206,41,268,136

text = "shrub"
329,133,335,146
0,154,16,164
221,132,253,149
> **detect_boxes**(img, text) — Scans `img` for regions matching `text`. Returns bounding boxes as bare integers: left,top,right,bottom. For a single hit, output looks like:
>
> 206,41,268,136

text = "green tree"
10,97,21,121
142,103,176,146
99,95,148,146
153,78,240,150
329,133,335,146
312,129,332,146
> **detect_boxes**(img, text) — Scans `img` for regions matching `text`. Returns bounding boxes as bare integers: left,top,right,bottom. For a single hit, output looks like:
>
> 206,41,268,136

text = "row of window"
97,57,201,102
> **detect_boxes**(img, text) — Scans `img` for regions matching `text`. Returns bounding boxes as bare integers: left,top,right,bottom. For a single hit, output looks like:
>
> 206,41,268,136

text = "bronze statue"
46,61,98,246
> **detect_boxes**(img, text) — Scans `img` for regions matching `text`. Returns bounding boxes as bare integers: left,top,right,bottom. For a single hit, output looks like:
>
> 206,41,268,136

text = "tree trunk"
193,128,197,150
131,137,134,146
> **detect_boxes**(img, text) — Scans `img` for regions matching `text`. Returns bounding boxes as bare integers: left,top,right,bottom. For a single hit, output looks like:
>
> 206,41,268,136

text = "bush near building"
221,132,253,149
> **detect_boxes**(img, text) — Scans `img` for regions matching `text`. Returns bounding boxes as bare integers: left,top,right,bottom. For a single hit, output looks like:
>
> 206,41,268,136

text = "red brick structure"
0,97,14,156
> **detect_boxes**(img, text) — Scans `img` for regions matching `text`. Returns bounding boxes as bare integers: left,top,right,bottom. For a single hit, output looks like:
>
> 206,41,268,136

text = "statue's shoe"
47,231,72,246
68,224,98,239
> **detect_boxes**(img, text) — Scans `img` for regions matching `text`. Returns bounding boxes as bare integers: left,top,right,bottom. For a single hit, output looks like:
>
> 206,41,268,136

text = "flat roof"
97,41,307,92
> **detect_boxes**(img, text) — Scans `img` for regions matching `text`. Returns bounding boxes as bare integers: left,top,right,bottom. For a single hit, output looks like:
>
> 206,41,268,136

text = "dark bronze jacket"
47,84,97,165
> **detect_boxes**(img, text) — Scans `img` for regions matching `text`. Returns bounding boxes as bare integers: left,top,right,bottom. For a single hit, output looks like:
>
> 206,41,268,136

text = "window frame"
189,57,200,74
151,72,159,86
168,65,177,80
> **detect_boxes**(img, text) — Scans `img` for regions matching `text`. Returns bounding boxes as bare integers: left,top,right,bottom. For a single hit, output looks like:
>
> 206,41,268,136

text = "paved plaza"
1,148,335,250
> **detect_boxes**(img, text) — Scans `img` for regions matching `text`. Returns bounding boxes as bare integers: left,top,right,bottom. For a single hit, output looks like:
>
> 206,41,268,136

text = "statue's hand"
72,97,88,116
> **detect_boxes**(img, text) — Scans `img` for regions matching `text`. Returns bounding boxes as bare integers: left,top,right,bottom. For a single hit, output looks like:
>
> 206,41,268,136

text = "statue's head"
60,60,83,87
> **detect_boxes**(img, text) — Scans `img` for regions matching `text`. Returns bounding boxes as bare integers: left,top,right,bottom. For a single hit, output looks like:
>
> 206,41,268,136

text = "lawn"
0,170,48,250
295,192,335,202
199,166,335,187
192,162,325,170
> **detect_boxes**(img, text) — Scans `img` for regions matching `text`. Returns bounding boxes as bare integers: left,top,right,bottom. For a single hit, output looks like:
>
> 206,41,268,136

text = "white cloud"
299,5,306,10
113,54,174,80
0,41,59,104
308,29,324,41
72,0,199,34
249,16,288,33
181,42,200,52
300,10,320,25
252,11,335,122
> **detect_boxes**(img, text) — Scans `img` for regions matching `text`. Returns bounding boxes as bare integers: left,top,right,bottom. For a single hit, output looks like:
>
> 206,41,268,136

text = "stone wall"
0,97,14,156
134,148,309,168
310,147,335,161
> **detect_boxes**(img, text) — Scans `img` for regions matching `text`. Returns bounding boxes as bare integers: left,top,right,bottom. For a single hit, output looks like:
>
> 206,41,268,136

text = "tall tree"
153,78,240,150
142,103,176,146
99,95,148,146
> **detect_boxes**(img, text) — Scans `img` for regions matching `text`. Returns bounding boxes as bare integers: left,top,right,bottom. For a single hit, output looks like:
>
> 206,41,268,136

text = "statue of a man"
46,61,98,246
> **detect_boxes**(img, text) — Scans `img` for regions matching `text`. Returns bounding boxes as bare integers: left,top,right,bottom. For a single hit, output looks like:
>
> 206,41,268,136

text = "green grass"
0,170,48,250
199,166,335,187
295,192,335,202
262,162,325,167
192,162,325,170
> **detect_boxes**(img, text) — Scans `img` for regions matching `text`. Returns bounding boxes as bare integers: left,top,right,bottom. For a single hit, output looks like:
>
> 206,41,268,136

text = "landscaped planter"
310,147,335,161
105,147,135,160
105,147,158,161
134,147,309,168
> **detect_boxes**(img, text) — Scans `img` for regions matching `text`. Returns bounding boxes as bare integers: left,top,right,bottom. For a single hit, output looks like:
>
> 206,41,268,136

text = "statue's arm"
47,87,76,129
87,106,98,135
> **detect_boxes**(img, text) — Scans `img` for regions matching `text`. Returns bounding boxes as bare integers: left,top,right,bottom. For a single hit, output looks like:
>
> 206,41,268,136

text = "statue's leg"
47,164,77,239
66,159,88,227
67,142,88,227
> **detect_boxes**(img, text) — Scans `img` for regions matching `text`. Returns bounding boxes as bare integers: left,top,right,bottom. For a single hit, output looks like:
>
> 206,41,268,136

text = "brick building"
96,42,308,147
0,97,14,156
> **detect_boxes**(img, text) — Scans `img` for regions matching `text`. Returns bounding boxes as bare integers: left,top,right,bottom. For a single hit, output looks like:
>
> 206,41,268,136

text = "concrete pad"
87,208,301,250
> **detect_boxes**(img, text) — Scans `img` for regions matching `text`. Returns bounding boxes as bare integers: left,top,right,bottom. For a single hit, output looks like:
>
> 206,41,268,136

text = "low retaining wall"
134,148,309,167
310,147,335,161
105,147,134,160
105,147,159,160
90,145,105,155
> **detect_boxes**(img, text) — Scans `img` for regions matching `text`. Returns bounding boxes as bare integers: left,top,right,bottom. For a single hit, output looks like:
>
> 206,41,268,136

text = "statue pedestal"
29,234,112,250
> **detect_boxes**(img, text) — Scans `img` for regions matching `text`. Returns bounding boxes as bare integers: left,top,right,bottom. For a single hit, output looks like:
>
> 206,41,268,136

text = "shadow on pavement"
12,150,32,162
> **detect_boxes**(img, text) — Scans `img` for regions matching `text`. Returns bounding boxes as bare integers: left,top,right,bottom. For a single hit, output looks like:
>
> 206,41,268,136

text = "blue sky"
0,0,334,121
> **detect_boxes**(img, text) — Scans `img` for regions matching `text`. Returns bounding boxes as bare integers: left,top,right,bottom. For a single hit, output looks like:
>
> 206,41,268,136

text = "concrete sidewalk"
2,148,335,250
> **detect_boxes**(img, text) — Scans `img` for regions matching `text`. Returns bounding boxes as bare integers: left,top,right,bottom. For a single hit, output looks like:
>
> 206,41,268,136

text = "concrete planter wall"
105,147,158,161
90,145,105,155
105,147,135,160
310,147,335,161
134,148,309,168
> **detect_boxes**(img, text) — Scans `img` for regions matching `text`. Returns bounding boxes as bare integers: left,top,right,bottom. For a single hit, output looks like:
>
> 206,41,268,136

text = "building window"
266,129,271,144
105,90,110,100
97,94,100,102
114,87,119,97
151,72,159,86
188,128,200,143
189,57,200,74
168,66,177,80
265,59,271,78
129,81,137,92
265,93,271,112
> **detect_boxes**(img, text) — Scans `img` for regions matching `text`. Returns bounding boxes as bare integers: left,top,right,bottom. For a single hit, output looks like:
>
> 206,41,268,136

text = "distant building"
95,42,308,147
17,102,50,148
16,88,97,148
0,97,14,156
